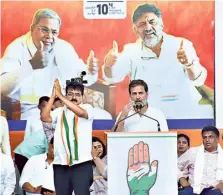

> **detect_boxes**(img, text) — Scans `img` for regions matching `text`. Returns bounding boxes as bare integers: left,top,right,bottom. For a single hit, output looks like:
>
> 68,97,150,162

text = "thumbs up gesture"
104,41,118,68
177,40,190,65
29,41,55,69
87,50,98,74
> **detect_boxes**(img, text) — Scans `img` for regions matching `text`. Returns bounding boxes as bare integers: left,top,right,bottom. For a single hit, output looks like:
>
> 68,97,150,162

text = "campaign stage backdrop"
1,1,215,129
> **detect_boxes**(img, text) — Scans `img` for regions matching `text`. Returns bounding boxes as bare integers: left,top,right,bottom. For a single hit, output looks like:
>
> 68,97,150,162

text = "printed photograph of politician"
1,1,214,124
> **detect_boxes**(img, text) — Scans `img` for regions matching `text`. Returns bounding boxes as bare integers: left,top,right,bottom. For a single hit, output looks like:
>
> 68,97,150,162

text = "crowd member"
24,96,49,139
14,96,49,175
178,134,190,158
0,151,16,195
20,137,55,195
52,97,63,111
91,137,107,195
178,126,223,195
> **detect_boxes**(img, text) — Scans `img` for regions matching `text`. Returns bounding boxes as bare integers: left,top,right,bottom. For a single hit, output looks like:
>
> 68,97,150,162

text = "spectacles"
38,26,59,36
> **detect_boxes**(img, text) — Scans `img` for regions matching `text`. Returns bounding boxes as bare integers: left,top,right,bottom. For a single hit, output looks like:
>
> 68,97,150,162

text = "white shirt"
201,152,218,188
24,114,44,139
0,116,11,156
178,147,223,192
0,152,16,195
117,107,168,132
1,32,98,119
102,33,213,119
43,104,94,166
19,153,54,195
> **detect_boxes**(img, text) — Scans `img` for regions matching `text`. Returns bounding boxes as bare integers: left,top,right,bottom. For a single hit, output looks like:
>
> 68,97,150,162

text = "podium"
107,132,178,195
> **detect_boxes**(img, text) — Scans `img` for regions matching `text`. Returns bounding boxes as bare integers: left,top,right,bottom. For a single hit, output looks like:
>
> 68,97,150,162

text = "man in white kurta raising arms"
41,78,95,195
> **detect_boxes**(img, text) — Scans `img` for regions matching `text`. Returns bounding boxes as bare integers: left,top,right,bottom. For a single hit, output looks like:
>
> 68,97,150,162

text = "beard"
143,33,162,48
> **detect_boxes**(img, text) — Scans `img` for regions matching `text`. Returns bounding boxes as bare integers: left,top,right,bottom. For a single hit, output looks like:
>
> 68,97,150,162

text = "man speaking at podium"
113,79,168,132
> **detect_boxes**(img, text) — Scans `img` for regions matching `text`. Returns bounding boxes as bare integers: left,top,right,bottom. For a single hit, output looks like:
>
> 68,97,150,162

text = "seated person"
178,134,190,158
0,149,16,195
91,137,107,195
178,126,223,195
177,134,190,190
19,137,55,195
14,96,49,175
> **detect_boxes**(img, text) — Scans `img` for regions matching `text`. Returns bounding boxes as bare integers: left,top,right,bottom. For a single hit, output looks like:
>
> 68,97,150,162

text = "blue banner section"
8,119,215,131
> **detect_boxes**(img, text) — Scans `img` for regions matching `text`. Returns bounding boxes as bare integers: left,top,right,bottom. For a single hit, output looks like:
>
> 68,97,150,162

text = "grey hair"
31,8,61,29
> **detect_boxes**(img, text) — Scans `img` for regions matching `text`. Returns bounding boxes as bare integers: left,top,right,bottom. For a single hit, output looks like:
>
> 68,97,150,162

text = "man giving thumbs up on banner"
102,3,213,119
1,8,99,119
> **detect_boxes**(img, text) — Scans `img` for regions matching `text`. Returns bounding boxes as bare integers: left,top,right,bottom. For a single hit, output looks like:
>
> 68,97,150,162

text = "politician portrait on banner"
1,1,214,125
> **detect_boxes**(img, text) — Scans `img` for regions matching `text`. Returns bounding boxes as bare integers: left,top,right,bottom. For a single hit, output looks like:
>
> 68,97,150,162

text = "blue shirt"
14,130,48,159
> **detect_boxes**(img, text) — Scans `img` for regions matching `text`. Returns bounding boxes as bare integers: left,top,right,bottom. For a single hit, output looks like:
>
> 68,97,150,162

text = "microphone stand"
113,109,161,132
113,112,139,132
137,110,161,132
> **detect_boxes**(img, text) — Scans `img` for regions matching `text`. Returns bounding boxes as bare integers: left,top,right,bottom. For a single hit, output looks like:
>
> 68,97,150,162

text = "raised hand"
121,101,135,118
127,141,158,195
54,79,62,96
177,40,194,66
51,85,56,99
87,50,99,74
29,41,55,69
104,40,118,68
91,145,100,158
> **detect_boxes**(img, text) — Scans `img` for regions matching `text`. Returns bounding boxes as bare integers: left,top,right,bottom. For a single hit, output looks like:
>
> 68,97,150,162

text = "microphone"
134,101,144,112
113,101,161,132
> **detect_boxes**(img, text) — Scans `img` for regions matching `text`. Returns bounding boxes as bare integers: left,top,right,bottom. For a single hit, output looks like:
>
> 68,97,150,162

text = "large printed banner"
0,1,215,128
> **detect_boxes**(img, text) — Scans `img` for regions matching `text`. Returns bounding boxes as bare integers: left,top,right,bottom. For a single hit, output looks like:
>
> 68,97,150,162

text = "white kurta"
102,33,213,119
19,153,55,195
117,106,168,132
1,32,98,119
43,104,94,166
0,116,11,156
0,152,16,195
